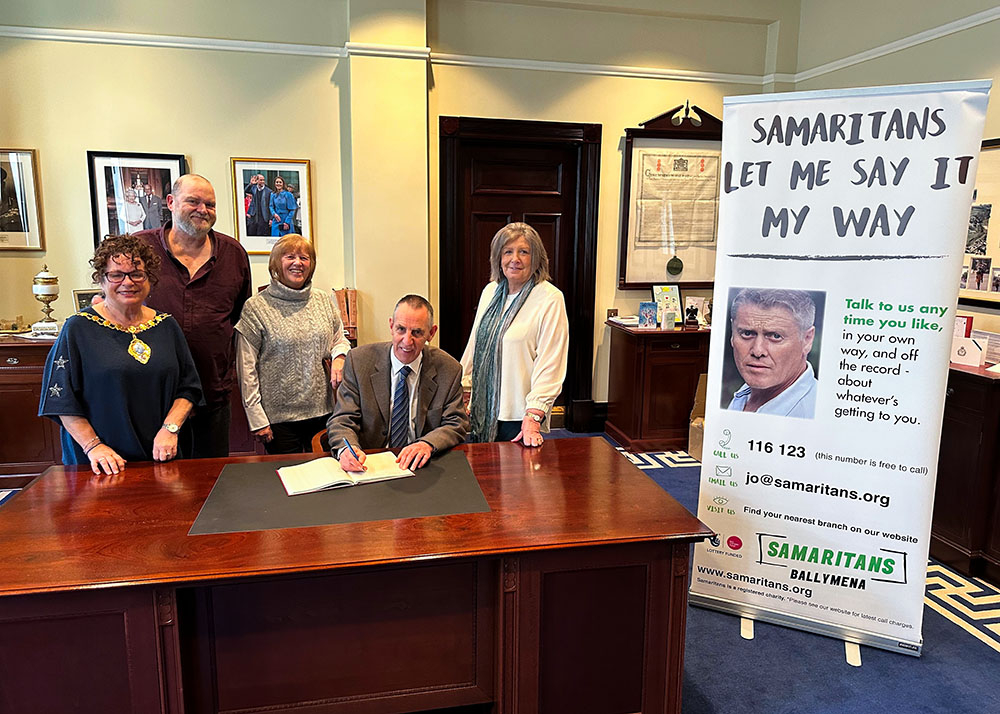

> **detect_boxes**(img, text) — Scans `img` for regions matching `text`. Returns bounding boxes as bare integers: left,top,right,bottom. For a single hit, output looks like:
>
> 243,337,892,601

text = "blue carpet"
619,446,1000,714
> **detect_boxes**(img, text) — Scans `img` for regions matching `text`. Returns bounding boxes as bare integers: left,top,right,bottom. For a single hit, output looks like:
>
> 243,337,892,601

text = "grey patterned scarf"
469,278,535,442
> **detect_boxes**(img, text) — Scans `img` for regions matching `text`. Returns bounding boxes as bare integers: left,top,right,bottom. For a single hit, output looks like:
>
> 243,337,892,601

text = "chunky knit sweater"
235,279,350,430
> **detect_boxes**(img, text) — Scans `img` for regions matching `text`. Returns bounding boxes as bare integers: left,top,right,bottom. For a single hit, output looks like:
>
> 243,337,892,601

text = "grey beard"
174,214,214,238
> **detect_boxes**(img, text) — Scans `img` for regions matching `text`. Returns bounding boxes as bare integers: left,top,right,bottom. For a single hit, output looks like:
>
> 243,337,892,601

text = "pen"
343,438,361,462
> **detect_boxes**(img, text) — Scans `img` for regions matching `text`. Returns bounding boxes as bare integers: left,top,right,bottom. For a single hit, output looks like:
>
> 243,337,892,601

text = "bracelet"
83,437,102,455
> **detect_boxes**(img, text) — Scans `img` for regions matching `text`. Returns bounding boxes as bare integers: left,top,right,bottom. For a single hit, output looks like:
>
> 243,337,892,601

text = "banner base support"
689,591,923,657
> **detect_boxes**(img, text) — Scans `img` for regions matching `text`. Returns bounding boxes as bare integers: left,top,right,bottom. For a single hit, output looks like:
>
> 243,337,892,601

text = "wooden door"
439,117,601,431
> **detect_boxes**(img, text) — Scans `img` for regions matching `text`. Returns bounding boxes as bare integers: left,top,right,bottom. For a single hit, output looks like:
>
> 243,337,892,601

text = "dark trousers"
264,415,330,455
183,401,232,459
496,420,522,442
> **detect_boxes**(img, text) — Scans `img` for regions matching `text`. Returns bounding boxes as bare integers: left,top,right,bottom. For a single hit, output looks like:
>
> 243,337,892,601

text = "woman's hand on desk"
152,428,180,462
88,443,126,475
513,412,545,448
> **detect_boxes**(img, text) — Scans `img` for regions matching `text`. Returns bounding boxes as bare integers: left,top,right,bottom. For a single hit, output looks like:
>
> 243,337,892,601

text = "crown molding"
345,42,431,60
5,7,997,86
0,24,346,58
795,7,1000,82
430,52,763,86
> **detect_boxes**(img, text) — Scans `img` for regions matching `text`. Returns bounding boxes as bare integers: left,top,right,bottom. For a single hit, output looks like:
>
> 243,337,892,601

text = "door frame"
439,116,601,432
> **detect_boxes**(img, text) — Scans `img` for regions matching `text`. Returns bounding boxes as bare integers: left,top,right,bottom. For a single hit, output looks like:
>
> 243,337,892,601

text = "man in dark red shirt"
137,174,252,458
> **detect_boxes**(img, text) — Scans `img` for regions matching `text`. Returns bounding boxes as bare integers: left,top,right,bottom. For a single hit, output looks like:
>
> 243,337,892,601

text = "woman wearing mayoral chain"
38,234,203,474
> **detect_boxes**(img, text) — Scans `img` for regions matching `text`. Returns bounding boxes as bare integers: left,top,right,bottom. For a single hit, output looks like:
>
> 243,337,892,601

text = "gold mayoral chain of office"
76,311,168,364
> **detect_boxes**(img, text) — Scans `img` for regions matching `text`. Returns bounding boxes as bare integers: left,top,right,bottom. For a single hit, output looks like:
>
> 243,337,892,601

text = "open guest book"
277,452,413,496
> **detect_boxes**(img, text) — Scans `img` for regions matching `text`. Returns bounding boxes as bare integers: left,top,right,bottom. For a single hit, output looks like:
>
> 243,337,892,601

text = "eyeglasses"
104,270,148,284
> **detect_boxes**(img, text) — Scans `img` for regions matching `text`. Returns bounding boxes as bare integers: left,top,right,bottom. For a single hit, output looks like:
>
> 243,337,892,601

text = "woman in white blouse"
460,222,569,446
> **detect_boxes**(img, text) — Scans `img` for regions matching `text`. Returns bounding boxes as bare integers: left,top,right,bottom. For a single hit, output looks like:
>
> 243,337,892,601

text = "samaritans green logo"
764,538,894,574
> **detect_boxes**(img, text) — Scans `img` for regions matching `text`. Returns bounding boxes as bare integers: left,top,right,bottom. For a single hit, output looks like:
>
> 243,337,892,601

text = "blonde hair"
268,234,316,285
488,222,550,284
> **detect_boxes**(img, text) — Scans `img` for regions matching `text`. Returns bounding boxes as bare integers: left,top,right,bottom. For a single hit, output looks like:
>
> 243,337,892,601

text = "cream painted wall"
0,36,348,324
794,9,1000,333
3,0,348,46
430,0,768,72
797,0,999,72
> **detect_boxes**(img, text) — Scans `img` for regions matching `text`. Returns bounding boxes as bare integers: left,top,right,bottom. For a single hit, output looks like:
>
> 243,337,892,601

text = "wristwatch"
526,413,544,424
162,422,180,434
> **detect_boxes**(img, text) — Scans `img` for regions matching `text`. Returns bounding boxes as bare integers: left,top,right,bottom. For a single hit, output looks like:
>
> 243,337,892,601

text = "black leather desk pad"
188,450,490,535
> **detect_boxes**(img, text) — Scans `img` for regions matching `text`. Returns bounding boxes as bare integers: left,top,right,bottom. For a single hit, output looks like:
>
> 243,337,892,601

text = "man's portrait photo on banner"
720,286,826,419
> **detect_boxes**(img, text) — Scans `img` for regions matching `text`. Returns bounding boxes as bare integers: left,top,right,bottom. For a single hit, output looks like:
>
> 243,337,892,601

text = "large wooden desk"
0,437,709,714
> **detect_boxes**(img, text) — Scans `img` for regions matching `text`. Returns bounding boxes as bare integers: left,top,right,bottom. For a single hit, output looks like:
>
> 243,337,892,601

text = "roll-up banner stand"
690,80,991,656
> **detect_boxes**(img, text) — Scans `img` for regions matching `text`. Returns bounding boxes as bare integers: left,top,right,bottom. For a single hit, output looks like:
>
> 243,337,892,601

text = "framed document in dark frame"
618,103,722,290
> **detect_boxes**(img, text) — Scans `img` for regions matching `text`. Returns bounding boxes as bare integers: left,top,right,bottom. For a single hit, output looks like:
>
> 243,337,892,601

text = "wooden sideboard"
604,323,710,452
0,335,262,484
931,362,1000,584
0,337,60,484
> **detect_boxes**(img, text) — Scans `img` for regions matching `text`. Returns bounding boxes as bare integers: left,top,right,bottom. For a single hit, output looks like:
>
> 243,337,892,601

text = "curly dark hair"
90,234,162,286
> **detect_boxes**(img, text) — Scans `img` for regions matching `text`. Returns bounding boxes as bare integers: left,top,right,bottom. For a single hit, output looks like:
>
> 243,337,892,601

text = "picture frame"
71,288,103,312
618,103,722,290
959,139,1000,307
87,150,187,247
231,157,313,255
651,284,681,325
0,148,45,251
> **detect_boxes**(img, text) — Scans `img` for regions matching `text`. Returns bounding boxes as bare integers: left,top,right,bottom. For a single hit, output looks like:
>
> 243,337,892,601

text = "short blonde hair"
488,222,550,284
268,234,316,284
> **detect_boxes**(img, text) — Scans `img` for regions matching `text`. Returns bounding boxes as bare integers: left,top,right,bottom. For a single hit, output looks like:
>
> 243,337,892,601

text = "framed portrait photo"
0,148,45,251
231,157,313,255
959,139,1000,307
87,150,187,247
618,104,723,290
71,288,103,312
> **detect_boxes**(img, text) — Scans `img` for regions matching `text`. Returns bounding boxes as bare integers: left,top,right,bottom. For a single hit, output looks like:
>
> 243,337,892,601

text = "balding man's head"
167,174,217,239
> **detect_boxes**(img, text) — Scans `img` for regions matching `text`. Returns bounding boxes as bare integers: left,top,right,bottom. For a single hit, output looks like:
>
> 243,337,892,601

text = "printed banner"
689,80,991,655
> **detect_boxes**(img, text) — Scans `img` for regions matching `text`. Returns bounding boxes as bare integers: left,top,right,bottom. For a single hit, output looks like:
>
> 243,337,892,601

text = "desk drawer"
648,336,705,355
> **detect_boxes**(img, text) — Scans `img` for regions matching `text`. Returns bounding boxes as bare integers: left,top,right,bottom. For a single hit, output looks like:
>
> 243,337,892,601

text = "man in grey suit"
244,174,272,236
327,294,468,471
140,184,164,229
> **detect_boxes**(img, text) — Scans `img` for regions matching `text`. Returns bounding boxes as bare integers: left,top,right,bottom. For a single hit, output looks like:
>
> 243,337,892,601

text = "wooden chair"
310,430,330,454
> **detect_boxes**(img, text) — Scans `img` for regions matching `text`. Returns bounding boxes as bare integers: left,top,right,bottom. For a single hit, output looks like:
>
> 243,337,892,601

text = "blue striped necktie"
389,365,412,448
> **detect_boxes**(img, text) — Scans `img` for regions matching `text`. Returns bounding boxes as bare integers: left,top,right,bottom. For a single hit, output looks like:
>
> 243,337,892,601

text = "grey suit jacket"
326,342,468,455
141,194,164,229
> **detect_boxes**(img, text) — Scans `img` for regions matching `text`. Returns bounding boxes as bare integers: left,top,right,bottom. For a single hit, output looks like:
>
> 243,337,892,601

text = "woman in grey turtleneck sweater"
235,234,351,453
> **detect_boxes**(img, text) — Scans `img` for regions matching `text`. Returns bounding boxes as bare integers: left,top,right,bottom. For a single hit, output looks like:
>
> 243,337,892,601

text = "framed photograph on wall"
87,150,187,246
618,103,722,290
231,157,313,255
71,288,103,312
0,148,45,251
960,139,1000,307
